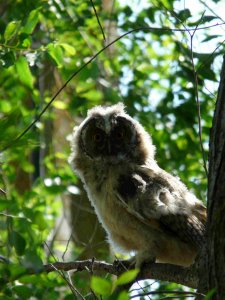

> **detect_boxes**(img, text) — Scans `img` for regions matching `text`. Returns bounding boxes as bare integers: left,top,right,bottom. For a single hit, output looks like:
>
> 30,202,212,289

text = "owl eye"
116,131,124,140
93,132,102,142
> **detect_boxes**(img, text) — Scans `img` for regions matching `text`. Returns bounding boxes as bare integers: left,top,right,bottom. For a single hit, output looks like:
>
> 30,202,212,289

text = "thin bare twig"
46,213,65,261
50,262,86,299
199,0,225,23
90,0,106,41
130,290,203,299
197,38,225,72
157,297,193,300
2,23,225,152
45,242,85,299
188,13,209,177
62,232,73,261
0,188,6,195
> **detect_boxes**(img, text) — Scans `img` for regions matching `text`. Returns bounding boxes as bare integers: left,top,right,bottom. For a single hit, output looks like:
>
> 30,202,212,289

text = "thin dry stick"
44,242,85,299
157,297,194,300
130,290,203,299
50,262,85,299
90,0,106,41
189,13,209,177
156,1,218,177
197,38,225,72
0,188,6,195
2,23,225,152
46,213,65,261
199,0,225,23
62,232,73,261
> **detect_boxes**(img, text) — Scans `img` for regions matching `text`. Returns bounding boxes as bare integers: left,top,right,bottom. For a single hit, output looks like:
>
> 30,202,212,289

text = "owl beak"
104,118,111,134
107,138,111,156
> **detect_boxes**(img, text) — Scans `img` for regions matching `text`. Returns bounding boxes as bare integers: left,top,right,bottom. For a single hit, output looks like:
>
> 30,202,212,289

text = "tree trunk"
198,55,225,298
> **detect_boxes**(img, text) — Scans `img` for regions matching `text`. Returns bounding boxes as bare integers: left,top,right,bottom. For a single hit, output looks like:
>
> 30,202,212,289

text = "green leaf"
47,43,63,67
0,51,16,68
91,276,112,296
33,211,48,231
201,15,218,23
22,9,39,34
19,33,31,49
8,263,27,279
60,43,76,55
53,100,68,110
4,20,21,42
13,285,33,299
23,250,43,272
117,291,130,300
0,199,8,210
177,9,191,22
15,56,34,89
115,269,139,286
82,90,103,102
202,34,220,43
9,231,26,256
204,288,217,300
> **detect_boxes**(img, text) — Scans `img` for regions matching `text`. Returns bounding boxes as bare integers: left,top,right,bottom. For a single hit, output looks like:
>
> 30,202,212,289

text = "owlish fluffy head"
70,103,155,166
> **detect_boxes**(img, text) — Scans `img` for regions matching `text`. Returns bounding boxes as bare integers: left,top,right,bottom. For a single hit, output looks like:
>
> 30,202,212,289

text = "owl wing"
116,166,206,249
158,212,205,248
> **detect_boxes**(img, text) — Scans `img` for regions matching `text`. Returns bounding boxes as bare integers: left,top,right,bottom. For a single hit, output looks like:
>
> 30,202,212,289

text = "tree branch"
43,259,198,289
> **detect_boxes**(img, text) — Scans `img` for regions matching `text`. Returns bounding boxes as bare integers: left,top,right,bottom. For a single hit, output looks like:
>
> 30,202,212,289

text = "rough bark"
43,259,198,289
198,55,225,298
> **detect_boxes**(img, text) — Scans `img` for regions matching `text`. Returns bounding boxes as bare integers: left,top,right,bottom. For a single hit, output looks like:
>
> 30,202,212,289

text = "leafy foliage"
0,0,224,299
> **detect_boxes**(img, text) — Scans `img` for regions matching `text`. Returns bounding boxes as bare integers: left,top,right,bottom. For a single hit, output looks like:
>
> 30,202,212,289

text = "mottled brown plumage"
69,103,206,267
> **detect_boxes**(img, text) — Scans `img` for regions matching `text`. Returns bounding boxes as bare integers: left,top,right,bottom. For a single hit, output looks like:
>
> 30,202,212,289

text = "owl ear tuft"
87,102,126,118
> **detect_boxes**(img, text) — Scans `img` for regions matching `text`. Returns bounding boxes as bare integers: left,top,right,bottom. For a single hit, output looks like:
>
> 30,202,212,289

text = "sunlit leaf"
47,43,63,67
53,100,68,110
33,211,48,231
117,291,130,300
4,20,21,42
91,276,112,296
115,269,139,286
22,9,39,34
60,43,76,55
15,56,34,88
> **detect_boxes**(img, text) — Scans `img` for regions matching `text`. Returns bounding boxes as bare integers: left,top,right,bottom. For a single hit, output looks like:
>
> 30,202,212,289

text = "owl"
69,103,206,268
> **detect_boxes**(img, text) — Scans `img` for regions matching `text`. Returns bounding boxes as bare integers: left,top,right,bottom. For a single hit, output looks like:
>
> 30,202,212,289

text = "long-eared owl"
69,103,206,267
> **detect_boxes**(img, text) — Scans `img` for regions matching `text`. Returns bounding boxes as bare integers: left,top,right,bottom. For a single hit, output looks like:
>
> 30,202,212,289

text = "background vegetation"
0,0,224,299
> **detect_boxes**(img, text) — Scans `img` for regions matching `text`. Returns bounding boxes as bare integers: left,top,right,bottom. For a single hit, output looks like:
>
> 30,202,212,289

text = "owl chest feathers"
81,162,152,249
79,159,205,262
80,161,180,254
